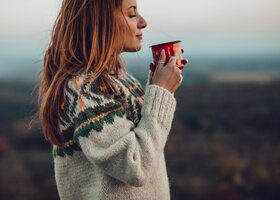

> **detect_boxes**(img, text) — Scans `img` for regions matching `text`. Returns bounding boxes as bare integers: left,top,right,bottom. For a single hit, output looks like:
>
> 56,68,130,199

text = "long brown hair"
39,0,127,147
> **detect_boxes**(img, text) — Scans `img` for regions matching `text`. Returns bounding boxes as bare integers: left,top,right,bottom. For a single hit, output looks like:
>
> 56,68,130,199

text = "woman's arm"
71,80,176,187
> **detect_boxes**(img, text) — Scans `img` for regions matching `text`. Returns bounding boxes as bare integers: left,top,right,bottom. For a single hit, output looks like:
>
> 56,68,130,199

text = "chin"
124,45,142,52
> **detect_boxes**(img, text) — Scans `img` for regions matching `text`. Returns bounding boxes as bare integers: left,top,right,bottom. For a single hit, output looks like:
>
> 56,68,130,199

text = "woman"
39,0,183,199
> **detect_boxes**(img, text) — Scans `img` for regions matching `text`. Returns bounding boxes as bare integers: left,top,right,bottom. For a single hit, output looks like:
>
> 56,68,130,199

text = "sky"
0,0,280,78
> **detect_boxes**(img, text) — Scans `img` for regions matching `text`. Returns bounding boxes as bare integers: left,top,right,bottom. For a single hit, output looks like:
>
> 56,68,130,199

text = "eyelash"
129,15,137,18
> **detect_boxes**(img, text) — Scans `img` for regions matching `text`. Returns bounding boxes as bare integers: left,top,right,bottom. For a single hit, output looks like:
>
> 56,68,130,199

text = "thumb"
157,49,166,68
181,58,188,65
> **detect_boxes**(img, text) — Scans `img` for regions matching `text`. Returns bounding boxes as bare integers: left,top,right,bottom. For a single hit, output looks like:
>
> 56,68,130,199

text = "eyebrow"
127,5,137,10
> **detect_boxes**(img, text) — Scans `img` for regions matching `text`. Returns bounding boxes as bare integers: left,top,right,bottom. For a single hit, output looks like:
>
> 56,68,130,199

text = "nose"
138,14,147,29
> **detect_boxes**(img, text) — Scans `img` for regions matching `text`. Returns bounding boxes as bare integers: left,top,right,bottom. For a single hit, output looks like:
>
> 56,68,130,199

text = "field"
0,79,279,200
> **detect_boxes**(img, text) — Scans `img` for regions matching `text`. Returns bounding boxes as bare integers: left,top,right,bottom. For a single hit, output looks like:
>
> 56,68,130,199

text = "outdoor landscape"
0,58,279,199
1,0,280,199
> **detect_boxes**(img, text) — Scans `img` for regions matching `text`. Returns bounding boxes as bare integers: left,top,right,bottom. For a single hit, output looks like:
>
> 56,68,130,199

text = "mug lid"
150,40,181,48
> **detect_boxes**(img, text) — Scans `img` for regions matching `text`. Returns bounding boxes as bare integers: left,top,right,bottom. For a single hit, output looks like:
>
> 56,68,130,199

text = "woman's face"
121,0,147,52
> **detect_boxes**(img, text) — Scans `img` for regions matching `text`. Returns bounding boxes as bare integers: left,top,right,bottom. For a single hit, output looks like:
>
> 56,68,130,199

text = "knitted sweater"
53,70,176,200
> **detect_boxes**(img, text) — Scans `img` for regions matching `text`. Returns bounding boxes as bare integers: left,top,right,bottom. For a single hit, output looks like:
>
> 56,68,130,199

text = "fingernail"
161,49,165,55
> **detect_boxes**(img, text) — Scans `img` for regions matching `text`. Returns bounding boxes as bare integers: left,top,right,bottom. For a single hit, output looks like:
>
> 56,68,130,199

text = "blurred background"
0,0,279,199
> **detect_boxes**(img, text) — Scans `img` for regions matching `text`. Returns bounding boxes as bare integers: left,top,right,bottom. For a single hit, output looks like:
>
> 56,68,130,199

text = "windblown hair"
39,0,127,147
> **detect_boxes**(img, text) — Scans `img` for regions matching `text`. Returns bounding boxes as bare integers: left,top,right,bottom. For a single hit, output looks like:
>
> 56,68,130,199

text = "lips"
136,34,143,40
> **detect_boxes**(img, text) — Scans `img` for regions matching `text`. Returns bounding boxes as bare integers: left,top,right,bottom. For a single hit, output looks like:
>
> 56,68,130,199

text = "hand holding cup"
151,49,183,94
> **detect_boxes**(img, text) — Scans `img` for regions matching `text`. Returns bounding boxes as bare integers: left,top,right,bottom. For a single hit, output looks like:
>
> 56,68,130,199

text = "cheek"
125,20,137,36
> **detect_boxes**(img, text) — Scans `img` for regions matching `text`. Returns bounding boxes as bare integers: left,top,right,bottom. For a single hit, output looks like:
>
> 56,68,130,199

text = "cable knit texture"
53,70,176,200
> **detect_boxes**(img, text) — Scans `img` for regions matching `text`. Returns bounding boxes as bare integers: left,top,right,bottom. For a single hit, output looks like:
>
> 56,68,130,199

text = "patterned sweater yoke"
53,70,177,200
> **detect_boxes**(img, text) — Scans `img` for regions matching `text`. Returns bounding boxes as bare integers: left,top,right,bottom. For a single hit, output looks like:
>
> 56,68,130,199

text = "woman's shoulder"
122,71,138,82
122,72,144,91
65,69,144,99
66,69,101,92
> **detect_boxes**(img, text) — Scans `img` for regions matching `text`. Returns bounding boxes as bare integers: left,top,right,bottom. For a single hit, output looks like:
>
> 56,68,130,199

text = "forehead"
122,0,137,9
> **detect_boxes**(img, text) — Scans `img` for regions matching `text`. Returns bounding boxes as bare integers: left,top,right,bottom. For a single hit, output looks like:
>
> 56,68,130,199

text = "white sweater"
53,70,176,200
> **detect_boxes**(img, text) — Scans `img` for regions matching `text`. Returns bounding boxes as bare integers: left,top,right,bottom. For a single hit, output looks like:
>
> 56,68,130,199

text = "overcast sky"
0,0,279,54
0,0,279,77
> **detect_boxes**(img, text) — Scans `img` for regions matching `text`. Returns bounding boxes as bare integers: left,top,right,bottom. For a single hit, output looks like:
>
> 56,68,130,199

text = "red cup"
150,40,188,70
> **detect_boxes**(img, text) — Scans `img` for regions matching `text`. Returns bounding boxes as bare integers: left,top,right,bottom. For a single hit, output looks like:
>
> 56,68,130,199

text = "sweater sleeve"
72,80,176,187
